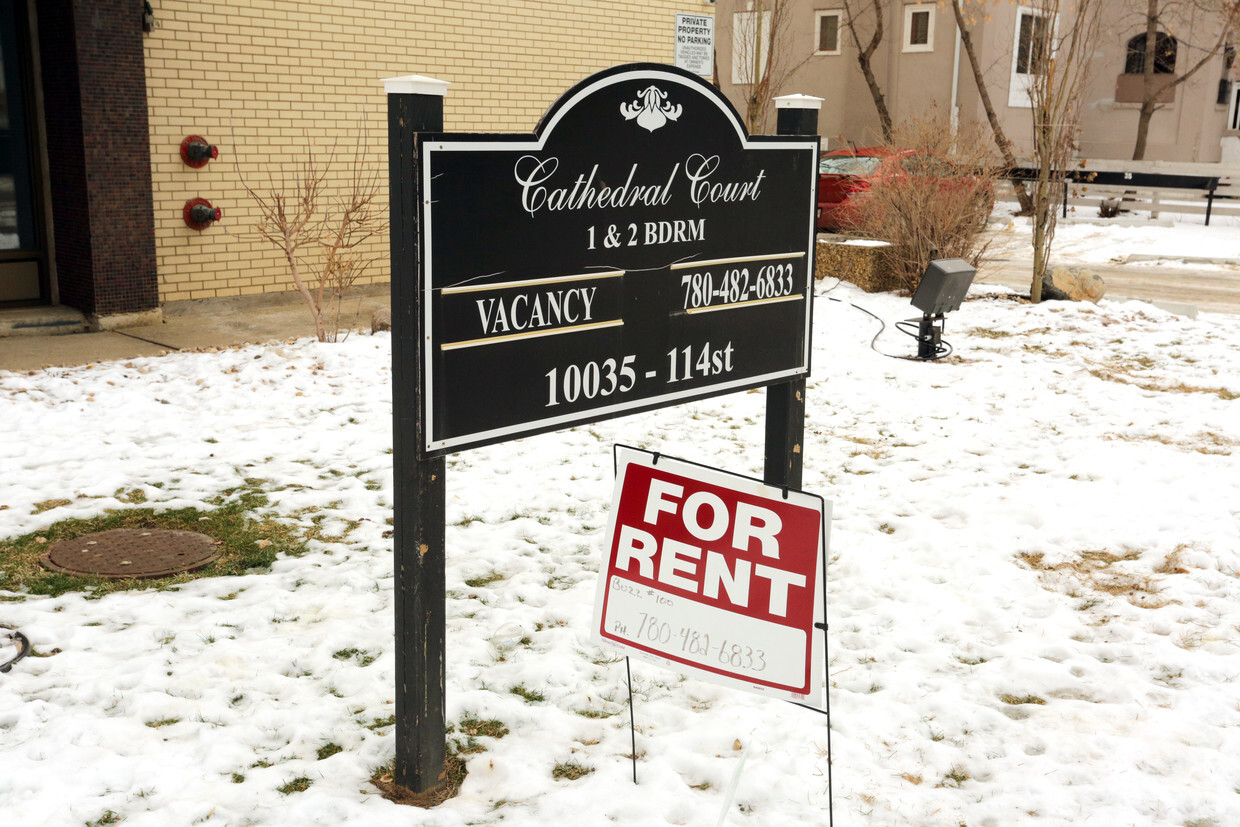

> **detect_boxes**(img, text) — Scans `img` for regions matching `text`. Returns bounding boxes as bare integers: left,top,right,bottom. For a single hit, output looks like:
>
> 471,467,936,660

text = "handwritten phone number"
634,611,767,672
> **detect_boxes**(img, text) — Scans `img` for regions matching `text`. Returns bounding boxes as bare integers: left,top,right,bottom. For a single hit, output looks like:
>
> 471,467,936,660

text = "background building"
716,1,1238,161
1,0,714,323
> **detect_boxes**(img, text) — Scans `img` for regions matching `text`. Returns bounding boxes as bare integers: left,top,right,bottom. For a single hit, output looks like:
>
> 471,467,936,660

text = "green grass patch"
938,765,971,788
552,760,593,781
144,718,181,728
999,693,1046,706
455,714,509,739
277,776,313,795
450,714,509,754
0,484,305,597
464,571,504,588
332,648,377,667
509,684,546,704
316,743,343,761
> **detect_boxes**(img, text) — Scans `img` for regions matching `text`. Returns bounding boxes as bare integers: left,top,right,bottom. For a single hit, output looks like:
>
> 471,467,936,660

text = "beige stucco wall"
717,0,1233,164
1074,7,1235,163
715,1,893,144
984,4,1234,163
144,0,715,302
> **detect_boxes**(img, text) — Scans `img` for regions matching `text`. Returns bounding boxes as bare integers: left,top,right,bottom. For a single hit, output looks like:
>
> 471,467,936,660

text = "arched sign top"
415,63,819,456
535,63,755,149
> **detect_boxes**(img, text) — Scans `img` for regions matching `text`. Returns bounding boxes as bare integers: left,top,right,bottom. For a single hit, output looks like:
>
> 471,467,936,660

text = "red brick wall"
39,0,157,316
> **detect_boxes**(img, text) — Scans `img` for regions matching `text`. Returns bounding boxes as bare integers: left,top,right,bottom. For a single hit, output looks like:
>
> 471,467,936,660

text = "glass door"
0,0,44,304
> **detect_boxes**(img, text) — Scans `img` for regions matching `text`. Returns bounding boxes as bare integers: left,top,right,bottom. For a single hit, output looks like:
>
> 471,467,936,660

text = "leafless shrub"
1097,197,1122,219
844,111,998,294
236,127,387,342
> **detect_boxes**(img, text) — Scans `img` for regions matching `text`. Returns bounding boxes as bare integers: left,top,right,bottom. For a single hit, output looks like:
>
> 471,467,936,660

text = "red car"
816,147,993,231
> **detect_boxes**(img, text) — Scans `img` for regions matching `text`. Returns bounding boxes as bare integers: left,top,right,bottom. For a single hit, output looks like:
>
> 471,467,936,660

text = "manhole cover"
40,529,221,579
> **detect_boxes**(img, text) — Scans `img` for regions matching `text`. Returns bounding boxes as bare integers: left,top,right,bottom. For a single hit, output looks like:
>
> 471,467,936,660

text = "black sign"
418,64,818,456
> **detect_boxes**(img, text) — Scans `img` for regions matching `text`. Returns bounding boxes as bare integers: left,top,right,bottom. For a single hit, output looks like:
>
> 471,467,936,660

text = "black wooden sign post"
386,73,450,793
764,95,822,491
386,65,820,795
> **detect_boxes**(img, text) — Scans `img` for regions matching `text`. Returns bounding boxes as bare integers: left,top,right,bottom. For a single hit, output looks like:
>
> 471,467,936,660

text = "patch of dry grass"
1104,431,1235,456
1017,548,1175,609
1086,359,1237,401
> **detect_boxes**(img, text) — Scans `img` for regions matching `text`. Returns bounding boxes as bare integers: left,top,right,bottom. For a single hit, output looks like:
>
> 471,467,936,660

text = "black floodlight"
911,258,975,315
907,258,976,360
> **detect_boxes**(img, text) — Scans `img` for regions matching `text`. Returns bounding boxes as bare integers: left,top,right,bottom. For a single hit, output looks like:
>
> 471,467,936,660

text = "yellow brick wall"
144,0,715,302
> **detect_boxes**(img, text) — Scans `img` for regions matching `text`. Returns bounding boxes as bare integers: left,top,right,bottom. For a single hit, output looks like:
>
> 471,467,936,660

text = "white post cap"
382,75,451,96
774,94,824,110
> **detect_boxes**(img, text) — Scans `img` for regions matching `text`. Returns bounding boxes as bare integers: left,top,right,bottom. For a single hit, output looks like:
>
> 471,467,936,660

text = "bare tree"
1024,0,1103,302
1127,0,1240,159
841,0,895,142
237,131,386,342
950,0,1035,214
728,0,810,132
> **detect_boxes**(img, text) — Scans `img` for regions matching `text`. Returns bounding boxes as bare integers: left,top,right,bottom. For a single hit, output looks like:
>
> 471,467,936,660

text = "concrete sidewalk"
0,285,391,373
975,256,1240,316
974,225,1240,316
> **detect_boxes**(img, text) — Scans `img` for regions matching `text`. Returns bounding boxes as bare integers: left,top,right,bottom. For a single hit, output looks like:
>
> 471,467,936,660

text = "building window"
1124,32,1177,75
903,5,934,53
815,11,842,55
1009,6,1054,107
732,10,772,85
1015,9,1051,74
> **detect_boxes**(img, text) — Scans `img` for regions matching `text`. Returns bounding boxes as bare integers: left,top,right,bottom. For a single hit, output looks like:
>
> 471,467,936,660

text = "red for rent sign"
593,446,828,705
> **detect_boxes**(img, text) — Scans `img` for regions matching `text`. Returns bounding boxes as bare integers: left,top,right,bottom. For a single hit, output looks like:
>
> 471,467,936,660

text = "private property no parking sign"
593,446,829,705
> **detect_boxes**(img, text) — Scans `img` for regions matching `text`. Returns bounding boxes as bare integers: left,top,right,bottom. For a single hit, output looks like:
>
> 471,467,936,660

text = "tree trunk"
1132,0,1161,161
282,228,326,342
1132,101,1157,161
845,0,894,142
951,0,1033,213
857,53,894,142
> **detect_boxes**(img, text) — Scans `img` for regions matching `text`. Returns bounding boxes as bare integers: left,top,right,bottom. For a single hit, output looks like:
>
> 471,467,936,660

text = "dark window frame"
1124,31,1177,75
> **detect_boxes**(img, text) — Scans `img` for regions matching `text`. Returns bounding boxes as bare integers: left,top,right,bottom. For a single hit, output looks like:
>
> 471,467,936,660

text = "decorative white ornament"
621,86,684,132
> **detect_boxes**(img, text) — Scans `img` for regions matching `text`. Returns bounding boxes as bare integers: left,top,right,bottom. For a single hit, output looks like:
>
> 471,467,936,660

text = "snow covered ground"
988,209,1240,268
2,235,1240,825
